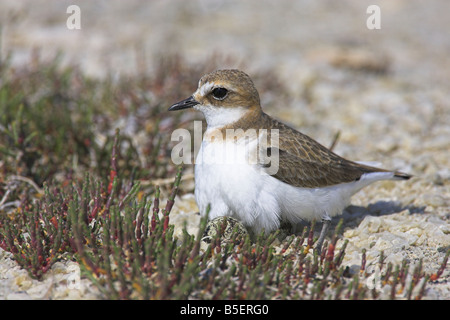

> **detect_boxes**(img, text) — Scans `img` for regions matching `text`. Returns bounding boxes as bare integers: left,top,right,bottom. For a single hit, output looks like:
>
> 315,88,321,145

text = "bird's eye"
211,87,228,100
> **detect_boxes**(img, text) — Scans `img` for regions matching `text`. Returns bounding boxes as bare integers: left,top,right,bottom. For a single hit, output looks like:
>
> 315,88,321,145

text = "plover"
169,69,411,252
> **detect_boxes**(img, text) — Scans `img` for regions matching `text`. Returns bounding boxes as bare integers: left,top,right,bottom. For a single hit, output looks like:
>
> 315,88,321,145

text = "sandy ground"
0,0,448,299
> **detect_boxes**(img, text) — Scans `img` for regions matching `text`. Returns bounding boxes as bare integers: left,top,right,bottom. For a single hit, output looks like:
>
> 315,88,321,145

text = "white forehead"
195,81,215,97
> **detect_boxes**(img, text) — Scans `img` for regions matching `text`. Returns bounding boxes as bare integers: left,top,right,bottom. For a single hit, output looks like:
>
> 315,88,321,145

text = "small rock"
26,281,53,299
309,46,390,73
202,216,248,244
422,194,447,207
6,292,32,300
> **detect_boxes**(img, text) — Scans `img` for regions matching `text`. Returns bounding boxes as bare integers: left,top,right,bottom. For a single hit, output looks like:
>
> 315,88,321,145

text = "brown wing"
262,147,381,188
259,114,391,188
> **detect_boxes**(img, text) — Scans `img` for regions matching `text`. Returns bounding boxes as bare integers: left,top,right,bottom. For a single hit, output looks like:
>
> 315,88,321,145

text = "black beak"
168,96,199,111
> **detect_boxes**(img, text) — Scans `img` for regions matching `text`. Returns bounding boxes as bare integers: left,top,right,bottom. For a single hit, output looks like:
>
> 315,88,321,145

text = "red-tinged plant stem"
108,129,119,195
80,174,90,225
89,183,103,221
360,248,366,274
311,249,319,275
303,258,311,286
100,218,119,299
259,245,269,267
113,245,131,300
135,206,144,245
104,177,118,219
108,169,117,195
169,244,189,289
151,186,160,232
399,259,409,289
325,242,335,264
416,275,429,300
430,249,449,281
3,223,18,254
278,235,292,255
383,262,393,285
307,220,315,248
334,239,348,268
390,266,400,300
237,264,248,294
297,226,307,247
31,209,43,272
190,211,209,263
406,278,415,300
406,259,424,300
141,200,151,243
378,250,385,271
320,241,328,263
163,214,170,234
284,260,293,287
143,235,154,275
162,166,183,234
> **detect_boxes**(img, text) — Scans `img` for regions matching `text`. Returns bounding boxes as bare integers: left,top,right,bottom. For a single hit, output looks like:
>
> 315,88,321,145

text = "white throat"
195,105,248,129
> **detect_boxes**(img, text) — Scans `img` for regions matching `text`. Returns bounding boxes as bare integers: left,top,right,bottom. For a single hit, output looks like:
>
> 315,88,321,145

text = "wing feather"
259,113,394,188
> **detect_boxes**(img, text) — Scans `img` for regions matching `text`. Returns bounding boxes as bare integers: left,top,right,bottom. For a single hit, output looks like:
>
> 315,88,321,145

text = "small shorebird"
169,69,411,252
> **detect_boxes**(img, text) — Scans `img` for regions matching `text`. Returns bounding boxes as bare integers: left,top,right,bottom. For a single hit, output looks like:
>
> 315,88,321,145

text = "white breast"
194,131,399,234
195,133,279,231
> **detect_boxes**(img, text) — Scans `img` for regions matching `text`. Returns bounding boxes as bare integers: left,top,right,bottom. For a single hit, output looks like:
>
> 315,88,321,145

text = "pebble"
202,216,248,244
6,292,32,300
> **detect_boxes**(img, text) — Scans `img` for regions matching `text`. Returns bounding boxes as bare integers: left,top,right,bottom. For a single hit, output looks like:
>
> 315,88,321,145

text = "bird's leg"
315,218,331,255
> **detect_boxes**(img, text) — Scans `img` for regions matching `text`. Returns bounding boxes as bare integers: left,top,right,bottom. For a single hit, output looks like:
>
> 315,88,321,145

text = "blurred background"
2,0,449,178
2,0,450,82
